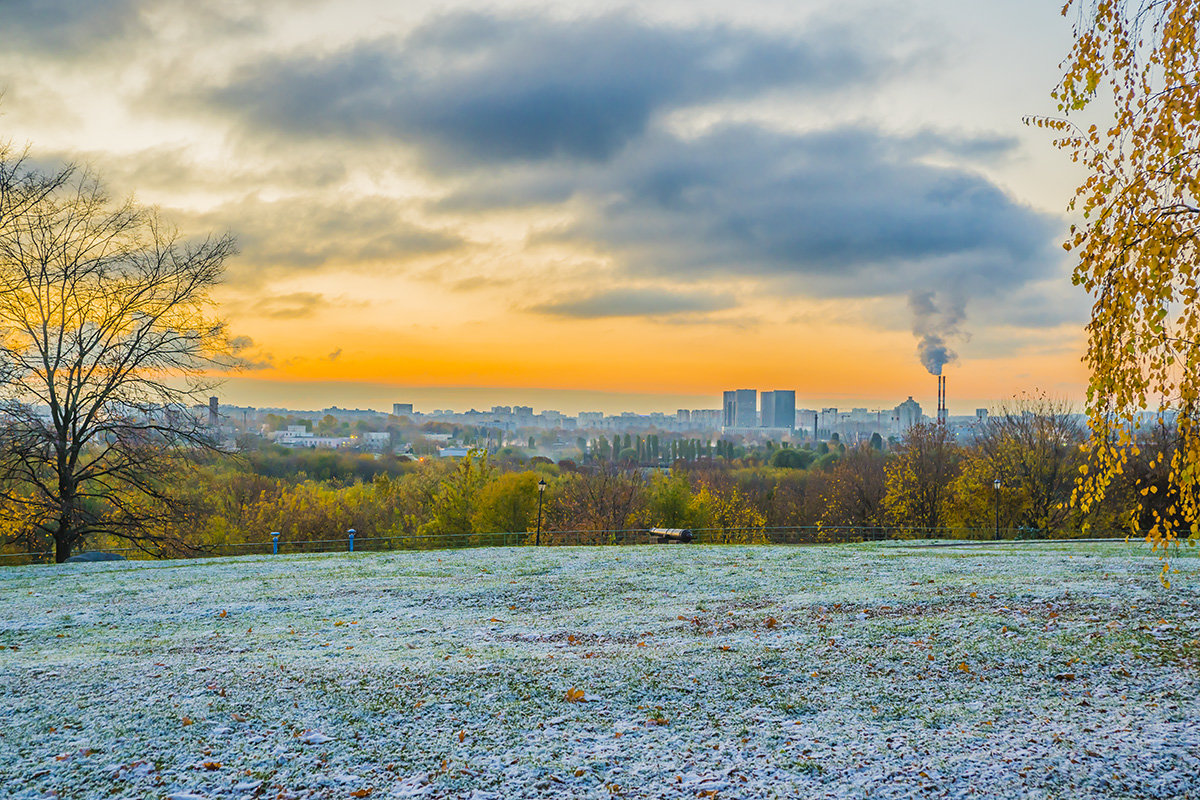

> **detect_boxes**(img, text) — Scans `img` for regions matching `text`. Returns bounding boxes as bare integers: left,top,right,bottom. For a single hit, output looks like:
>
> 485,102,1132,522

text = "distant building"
976,408,989,424
392,403,414,416
760,390,796,431
208,396,219,427
723,389,757,428
578,411,604,426
895,397,923,432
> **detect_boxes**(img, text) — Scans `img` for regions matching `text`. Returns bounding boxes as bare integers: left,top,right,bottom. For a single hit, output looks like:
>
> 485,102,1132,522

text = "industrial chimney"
936,376,947,425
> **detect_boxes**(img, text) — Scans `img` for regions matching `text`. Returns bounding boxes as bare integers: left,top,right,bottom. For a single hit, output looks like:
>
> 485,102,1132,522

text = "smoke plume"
909,290,965,375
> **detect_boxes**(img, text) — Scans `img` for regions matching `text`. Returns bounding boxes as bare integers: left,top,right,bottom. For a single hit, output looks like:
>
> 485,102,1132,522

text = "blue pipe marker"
271,532,280,555
348,528,356,552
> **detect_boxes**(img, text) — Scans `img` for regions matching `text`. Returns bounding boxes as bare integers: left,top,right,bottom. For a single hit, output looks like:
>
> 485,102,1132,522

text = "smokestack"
936,376,947,425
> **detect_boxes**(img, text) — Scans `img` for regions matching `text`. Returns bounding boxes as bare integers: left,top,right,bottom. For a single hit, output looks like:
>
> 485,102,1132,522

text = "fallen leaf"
181,716,193,726
202,761,221,770
218,610,227,618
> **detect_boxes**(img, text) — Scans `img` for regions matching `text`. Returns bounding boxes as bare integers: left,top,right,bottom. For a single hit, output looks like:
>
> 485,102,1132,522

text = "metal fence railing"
0,525,1140,566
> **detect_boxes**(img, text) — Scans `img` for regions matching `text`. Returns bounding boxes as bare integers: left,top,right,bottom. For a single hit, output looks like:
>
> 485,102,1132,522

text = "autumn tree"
0,156,236,562
819,443,888,529
420,449,492,541
471,470,540,538
1031,0,1200,556
644,470,704,530
883,422,961,531
975,395,1085,533
545,463,644,542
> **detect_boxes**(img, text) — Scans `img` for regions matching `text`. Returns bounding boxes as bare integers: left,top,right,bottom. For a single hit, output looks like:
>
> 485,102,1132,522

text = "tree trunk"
55,534,72,563
54,500,75,563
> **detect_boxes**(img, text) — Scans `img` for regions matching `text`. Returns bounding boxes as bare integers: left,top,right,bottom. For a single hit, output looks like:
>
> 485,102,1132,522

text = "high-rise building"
392,403,414,416
208,396,219,427
723,389,757,428
760,390,796,430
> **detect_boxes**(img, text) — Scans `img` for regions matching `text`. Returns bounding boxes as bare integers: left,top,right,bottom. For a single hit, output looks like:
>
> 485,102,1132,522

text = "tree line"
4,393,1179,560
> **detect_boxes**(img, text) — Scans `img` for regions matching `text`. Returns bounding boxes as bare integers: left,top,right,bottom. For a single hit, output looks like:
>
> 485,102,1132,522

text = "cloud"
546,125,1059,298
0,0,269,60
202,11,893,167
228,335,256,351
0,0,147,55
180,195,463,282
252,292,327,320
530,287,736,319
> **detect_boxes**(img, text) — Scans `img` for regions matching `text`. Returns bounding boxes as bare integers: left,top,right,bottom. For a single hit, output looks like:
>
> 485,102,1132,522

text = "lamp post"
535,478,547,546
993,479,1001,540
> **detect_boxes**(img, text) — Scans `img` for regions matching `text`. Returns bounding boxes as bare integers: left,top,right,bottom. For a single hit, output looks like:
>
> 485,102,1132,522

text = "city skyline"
213,378,989,420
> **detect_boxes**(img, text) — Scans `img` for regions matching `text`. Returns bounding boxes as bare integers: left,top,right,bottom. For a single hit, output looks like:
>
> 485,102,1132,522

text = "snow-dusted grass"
2,542,1198,799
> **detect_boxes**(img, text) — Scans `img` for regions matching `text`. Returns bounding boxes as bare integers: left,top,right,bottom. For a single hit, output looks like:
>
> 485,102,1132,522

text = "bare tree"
0,155,236,562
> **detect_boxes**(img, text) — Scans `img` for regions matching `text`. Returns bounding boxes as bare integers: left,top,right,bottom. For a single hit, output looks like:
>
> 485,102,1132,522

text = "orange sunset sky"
0,0,1091,415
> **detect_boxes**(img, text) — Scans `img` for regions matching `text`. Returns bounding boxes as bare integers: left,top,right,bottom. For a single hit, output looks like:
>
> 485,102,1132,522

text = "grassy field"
1,542,1198,799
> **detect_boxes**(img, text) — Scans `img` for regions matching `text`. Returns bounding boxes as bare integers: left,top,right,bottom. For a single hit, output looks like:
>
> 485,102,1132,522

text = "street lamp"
536,478,547,546
993,479,1001,540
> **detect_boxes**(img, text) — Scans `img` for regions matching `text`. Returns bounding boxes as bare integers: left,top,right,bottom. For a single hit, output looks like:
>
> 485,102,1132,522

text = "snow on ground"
1,542,1198,799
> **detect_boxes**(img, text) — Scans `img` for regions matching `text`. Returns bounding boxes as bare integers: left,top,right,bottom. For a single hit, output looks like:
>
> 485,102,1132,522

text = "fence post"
348,528,355,552
271,532,280,555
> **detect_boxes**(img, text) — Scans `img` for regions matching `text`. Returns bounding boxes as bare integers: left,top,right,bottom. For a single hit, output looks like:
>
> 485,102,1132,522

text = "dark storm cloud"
540,125,1060,300
531,288,736,319
205,11,890,166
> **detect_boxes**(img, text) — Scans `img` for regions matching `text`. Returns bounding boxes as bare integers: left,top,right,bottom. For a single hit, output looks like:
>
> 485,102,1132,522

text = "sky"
0,0,1092,415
